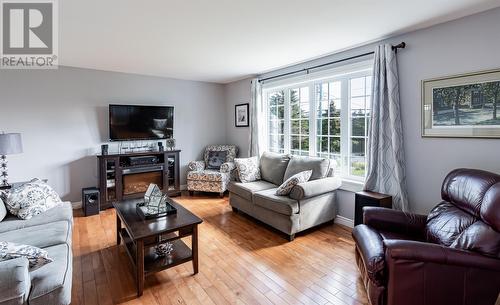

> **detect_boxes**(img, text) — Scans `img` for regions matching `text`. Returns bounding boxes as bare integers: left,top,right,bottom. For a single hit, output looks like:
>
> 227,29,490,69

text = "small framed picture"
235,103,249,127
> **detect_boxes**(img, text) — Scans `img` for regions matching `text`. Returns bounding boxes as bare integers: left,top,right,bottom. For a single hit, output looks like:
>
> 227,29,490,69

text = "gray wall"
224,78,253,157
0,67,226,202
225,7,500,219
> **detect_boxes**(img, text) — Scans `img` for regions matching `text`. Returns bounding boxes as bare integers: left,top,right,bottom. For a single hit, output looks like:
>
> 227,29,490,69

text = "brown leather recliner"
352,168,500,305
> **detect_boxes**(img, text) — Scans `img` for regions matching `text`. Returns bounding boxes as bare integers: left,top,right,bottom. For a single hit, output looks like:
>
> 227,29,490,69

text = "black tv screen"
109,104,174,141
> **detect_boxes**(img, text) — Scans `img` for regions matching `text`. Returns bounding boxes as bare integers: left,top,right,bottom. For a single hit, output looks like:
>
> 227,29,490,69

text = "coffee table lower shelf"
119,228,193,276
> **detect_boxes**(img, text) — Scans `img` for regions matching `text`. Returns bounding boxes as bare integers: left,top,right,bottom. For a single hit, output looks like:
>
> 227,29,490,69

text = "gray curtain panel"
364,44,409,212
248,78,265,157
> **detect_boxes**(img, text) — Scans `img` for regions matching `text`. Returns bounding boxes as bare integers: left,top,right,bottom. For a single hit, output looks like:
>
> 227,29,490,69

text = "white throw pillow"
234,156,261,183
4,179,62,220
0,241,53,270
276,170,312,196
0,197,6,222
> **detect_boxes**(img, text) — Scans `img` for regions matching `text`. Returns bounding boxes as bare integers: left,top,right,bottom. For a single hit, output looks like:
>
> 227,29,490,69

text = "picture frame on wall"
235,103,249,127
422,68,500,138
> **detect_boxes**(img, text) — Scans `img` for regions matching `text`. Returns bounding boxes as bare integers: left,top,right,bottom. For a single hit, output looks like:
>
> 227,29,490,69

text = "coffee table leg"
192,225,199,274
116,215,121,245
136,239,145,297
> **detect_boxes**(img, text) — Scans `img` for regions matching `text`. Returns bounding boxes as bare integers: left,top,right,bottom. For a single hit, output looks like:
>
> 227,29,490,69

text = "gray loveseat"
0,202,73,305
228,152,341,241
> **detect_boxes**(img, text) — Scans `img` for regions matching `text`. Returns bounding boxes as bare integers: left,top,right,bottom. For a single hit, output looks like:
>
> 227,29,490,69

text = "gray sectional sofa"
228,152,341,240
0,202,73,305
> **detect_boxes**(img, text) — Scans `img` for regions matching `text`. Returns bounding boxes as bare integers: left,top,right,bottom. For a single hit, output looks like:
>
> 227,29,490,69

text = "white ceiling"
60,0,500,84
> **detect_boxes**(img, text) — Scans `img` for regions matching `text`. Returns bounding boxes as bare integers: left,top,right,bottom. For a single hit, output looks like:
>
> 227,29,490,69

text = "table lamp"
0,133,23,189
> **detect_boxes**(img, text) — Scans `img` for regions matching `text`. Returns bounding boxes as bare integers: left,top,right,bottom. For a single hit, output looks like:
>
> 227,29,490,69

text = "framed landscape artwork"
422,69,500,138
235,103,249,127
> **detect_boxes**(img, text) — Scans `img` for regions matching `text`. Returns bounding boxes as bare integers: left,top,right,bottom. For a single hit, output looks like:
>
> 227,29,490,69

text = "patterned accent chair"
187,145,238,197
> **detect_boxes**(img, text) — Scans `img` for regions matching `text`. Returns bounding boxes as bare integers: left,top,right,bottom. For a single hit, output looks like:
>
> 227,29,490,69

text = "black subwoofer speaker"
82,187,100,216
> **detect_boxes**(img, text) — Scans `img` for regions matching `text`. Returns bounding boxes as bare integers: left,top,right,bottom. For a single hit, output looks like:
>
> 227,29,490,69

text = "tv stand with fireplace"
97,150,181,210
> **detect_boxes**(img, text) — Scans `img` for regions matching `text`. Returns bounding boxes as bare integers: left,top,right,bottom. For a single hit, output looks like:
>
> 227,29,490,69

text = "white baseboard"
71,201,82,210
334,215,354,228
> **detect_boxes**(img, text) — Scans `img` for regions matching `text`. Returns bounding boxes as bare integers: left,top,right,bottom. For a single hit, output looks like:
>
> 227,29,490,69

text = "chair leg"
188,191,194,196
231,207,238,213
287,234,295,242
219,192,224,198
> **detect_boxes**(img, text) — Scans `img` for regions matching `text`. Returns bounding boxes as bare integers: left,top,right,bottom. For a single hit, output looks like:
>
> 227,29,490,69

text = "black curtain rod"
259,42,406,83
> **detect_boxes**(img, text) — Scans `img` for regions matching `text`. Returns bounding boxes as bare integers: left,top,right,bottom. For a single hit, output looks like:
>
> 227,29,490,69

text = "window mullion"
340,77,350,178
309,83,316,156
284,89,291,154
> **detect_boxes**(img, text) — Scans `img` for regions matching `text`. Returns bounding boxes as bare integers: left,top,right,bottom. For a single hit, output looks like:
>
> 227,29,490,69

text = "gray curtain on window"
248,78,265,157
364,44,409,212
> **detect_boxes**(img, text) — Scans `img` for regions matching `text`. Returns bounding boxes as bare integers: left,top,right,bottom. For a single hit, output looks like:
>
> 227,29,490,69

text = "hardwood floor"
71,193,368,305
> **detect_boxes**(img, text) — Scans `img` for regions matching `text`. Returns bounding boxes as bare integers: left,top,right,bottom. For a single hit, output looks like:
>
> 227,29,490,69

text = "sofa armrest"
220,162,236,174
384,240,500,271
363,207,427,239
289,177,341,200
188,161,205,171
0,258,31,304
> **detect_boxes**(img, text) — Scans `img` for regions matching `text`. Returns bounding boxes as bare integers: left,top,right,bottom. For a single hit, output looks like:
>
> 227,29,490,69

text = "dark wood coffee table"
113,198,203,296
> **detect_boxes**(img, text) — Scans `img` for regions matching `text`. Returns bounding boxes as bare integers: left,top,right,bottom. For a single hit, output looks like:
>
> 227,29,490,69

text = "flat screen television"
109,104,174,141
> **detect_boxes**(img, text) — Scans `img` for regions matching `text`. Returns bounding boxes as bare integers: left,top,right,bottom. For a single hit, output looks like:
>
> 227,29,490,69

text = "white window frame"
262,60,372,186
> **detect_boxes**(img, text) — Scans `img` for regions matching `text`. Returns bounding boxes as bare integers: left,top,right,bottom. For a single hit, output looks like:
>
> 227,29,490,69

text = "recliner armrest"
0,257,31,304
384,240,500,271
352,224,386,286
188,160,205,171
289,177,341,200
363,207,427,239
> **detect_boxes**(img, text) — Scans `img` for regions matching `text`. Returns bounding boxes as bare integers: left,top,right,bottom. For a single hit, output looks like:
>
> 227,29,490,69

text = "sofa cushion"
253,188,299,216
187,170,228,182
29,243,72,305
260,152,291,185
283,155,330,181
0,221,71,249
0,202,73,234
228,180,276,201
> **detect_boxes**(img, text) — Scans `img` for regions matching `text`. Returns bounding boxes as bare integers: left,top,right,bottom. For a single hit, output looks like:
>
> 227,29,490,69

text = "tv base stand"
97,150,181,210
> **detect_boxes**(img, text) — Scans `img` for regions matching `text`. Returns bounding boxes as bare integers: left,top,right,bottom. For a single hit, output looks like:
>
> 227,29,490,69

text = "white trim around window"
262,60,373,186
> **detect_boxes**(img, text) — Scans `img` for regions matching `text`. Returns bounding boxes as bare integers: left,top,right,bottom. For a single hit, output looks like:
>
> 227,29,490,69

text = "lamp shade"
0,133,23,155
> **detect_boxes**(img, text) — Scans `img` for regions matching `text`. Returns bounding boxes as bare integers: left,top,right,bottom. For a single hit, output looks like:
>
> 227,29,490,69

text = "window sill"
339,179,364,193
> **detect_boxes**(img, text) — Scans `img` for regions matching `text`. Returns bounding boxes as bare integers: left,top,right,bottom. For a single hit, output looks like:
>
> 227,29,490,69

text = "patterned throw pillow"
3,179,62,220
0,197,6,222
234,156,261,183
276,170,312,196
207,150,228,170
0,241,53,270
